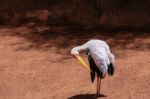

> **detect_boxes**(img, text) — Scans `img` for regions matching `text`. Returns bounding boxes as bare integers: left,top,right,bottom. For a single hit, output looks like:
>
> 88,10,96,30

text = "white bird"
71,39,115,96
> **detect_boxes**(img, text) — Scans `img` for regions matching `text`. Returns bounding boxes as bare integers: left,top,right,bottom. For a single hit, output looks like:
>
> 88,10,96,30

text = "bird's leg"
98,77,101,95
96,74,102,97
97,76,99,94
96,75,101,96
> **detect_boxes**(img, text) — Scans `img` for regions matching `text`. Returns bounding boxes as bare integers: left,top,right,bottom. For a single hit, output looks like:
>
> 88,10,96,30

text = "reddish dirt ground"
0,26,149,99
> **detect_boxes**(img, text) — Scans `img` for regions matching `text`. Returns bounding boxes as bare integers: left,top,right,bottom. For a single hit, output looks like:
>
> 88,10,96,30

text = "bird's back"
86,40,110,76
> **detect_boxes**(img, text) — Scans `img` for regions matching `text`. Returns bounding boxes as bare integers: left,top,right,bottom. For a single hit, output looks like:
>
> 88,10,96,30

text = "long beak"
75,55,92,72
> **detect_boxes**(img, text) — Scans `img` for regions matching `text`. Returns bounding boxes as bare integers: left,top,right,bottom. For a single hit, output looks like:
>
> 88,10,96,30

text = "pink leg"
96,75,101,95
97,76,99,94
98,77,101,94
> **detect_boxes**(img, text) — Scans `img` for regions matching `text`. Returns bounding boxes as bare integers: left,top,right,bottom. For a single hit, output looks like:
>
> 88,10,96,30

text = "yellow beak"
75,55,92,72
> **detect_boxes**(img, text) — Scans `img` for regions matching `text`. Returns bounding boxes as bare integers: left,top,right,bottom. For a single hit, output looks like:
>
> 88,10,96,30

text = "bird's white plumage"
71,39,115,77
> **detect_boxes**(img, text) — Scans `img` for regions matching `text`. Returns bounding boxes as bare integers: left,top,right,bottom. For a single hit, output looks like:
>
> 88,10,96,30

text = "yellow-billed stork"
71,39,115,96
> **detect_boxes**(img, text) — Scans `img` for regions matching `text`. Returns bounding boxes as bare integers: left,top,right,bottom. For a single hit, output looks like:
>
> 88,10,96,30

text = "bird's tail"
107,63,115,76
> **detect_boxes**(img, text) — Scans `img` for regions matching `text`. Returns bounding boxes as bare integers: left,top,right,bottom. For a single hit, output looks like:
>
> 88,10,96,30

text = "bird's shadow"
68,93,107,99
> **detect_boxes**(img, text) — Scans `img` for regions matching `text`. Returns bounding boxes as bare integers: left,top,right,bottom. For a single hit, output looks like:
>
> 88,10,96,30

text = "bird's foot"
96,92,101,97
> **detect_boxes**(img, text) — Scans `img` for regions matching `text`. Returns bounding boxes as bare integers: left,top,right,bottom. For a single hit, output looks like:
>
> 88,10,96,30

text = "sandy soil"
0,26,149,99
